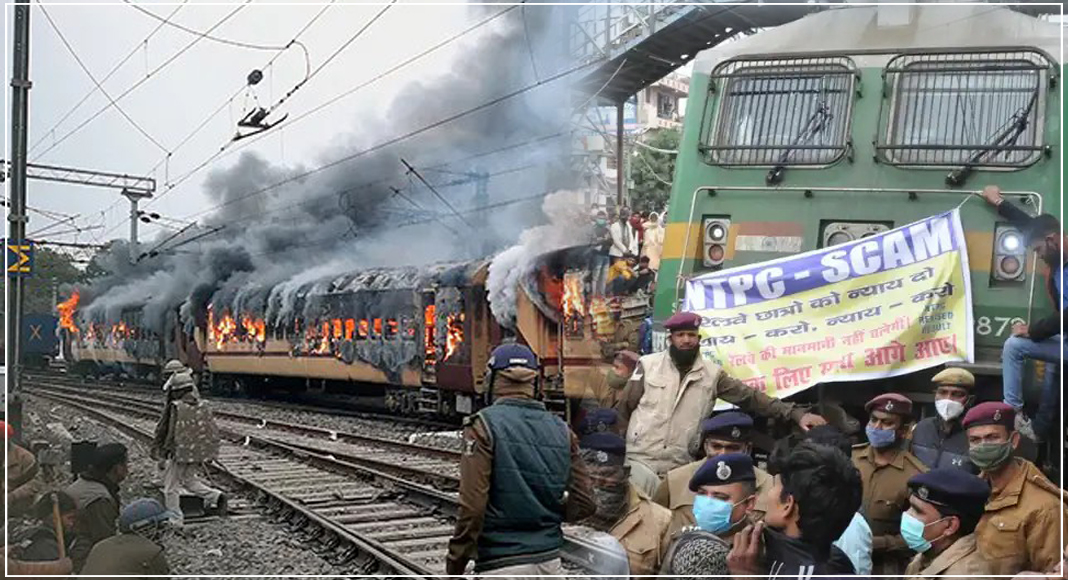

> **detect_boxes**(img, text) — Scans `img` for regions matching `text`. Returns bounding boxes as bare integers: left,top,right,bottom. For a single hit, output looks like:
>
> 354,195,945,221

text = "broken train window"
703,55,857,167
877,50,1052,168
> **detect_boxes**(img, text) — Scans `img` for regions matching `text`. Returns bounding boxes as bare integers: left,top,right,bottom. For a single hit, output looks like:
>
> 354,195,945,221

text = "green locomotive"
651,4,1063,405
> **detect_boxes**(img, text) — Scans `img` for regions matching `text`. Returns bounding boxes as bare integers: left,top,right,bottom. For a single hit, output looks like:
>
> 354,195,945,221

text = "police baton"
51,492,67,559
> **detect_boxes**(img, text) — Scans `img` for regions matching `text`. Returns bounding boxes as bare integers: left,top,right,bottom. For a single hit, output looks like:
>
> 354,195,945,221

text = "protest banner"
683,209,974,401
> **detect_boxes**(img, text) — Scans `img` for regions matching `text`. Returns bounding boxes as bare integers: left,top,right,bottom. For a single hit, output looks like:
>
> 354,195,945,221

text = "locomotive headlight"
827,231,854,247
822,221,891,248
999,231,1022,252
703,217,731,268
992,224,1026,283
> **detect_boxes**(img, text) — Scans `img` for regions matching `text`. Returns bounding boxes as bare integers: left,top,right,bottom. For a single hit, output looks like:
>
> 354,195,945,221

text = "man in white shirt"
609,207,638,262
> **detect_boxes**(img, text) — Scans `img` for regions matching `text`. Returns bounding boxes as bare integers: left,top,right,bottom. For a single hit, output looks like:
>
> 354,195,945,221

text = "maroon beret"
864,393,913,416
614,350,640,370
664,311,702,331
962,401,1015,431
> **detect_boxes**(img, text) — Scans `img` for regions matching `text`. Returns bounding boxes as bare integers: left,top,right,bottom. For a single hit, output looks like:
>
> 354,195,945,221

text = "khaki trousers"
163,460,222,523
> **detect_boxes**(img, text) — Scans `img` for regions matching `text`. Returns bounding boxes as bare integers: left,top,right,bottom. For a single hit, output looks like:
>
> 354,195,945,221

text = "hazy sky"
4,1,522,253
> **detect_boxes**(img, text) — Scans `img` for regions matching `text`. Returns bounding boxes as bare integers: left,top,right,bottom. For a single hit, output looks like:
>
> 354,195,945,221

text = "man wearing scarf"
446,343,596,578
579,427,671,576
617,311,826,495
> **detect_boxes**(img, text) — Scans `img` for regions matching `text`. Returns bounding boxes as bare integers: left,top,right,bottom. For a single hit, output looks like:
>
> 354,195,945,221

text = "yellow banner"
684,210,973,400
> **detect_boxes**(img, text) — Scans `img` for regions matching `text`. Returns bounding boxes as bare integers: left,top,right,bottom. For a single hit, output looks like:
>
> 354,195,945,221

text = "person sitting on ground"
910,368,980,473
5,420,42,519
64,442,129,571
654,411,773,541
80,498,173,577
980,185,1064,441
579,429,671,576
726,441,861,578
5,546,72,576
155,371,226,525
804,424,873,576
963,402,1067,576
12,492,79,563
901,468,994,579
633,256,655,293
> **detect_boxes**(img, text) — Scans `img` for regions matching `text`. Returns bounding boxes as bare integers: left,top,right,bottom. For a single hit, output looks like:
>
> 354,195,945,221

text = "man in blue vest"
909,367,979,473
446,343,596,577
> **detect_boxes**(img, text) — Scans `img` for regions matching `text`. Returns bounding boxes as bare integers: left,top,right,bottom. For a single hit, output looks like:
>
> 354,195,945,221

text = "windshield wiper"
946,88,1039,186
766,90,833,185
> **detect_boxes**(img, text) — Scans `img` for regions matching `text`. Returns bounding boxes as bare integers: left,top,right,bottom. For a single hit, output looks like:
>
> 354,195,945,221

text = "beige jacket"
904,533,993,580
610,485,673,576
618,350,802,476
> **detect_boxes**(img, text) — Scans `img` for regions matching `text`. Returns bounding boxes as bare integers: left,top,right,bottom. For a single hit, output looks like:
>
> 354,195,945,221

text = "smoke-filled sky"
17,2,595,332
6,1,580,249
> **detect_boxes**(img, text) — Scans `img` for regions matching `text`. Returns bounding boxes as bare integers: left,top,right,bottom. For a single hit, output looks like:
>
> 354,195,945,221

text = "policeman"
445,343,596,577
618,311,825,495
653,411,773,540
902,468,993,579
80,498,172,576
963,402,1067,576
579,429,671,575
576,407,624,437
686,453,759,540
910,368,978,473
154,371,225,525
582,350,639,416
64,442,128,571
852,393,927,576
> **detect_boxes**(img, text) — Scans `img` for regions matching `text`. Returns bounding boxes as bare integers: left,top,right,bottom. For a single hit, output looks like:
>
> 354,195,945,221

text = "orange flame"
424,304,436,365
57,290,80,333
562,274,585,318
344,318,355,340
317,321,331,354
444,312,464,360
358,320,369,339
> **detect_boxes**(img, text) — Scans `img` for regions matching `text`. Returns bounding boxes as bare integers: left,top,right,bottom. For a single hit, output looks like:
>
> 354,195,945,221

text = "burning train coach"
61,247,645,419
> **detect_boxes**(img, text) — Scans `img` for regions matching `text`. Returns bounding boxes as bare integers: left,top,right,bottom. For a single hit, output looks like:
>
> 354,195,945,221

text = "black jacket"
998,200,1063,341
762,527,860,580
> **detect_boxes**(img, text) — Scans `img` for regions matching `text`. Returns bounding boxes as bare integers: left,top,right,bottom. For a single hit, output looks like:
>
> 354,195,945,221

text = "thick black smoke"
78,5,585,336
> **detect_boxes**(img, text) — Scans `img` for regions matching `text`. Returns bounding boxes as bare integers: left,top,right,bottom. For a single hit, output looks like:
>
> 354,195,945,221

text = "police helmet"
487,343,539,371
119,498,172,533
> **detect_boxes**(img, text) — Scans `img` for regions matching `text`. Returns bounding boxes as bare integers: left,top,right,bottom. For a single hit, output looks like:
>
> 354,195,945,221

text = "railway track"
24,369,459,432
25,383,624,577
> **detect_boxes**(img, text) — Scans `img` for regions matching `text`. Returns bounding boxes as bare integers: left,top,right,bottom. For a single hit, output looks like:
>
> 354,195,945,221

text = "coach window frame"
876,48,1055,169
700,54,859,169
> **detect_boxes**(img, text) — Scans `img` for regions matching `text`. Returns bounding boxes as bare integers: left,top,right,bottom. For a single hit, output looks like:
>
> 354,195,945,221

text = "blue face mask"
900,512,947,553
692,495,743,534
865,425,897,449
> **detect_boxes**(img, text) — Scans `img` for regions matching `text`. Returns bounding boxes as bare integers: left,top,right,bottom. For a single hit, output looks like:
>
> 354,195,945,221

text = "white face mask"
935,398,965,421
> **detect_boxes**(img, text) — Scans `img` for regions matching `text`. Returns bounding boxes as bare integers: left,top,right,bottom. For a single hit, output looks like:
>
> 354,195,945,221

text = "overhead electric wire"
37,1,169,154
144,4,520,209
31,2,250,163
179,57,599,223
122,0,301,52
28,1,187,157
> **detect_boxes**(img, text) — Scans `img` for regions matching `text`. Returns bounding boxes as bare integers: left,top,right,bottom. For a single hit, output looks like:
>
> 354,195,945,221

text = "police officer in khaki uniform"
653,411,772,541
963,402,1068,576
579,427,671,576
852,393,927,576
80,498,172,578
446,343,596,577
901,468,994,579
618,311,825,495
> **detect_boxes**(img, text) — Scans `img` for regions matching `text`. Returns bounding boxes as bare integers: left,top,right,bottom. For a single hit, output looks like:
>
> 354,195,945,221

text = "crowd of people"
447,188,1066,578
590,206,665,299
4,360,225,576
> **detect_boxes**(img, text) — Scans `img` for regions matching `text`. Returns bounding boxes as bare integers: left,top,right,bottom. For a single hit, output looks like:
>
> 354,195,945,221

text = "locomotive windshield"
704,56,857,167
879,50,1050,169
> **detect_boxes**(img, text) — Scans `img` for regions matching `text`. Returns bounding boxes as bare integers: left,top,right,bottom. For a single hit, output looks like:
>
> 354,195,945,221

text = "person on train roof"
616,310,826,496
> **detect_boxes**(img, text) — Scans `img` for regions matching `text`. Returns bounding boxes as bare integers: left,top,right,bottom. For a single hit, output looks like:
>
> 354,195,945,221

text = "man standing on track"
446,342,596,578
153,371,226,526
617,311,826,495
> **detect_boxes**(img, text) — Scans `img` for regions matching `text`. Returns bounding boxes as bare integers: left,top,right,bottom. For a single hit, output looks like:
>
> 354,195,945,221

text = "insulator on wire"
247,69,264,86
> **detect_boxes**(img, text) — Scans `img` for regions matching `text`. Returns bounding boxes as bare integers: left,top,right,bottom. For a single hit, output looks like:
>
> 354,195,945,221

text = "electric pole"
6,2,31,438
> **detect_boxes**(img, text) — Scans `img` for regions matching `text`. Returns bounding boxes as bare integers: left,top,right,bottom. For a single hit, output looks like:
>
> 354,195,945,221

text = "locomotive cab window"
703,56,857,168
878,50,1053,169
